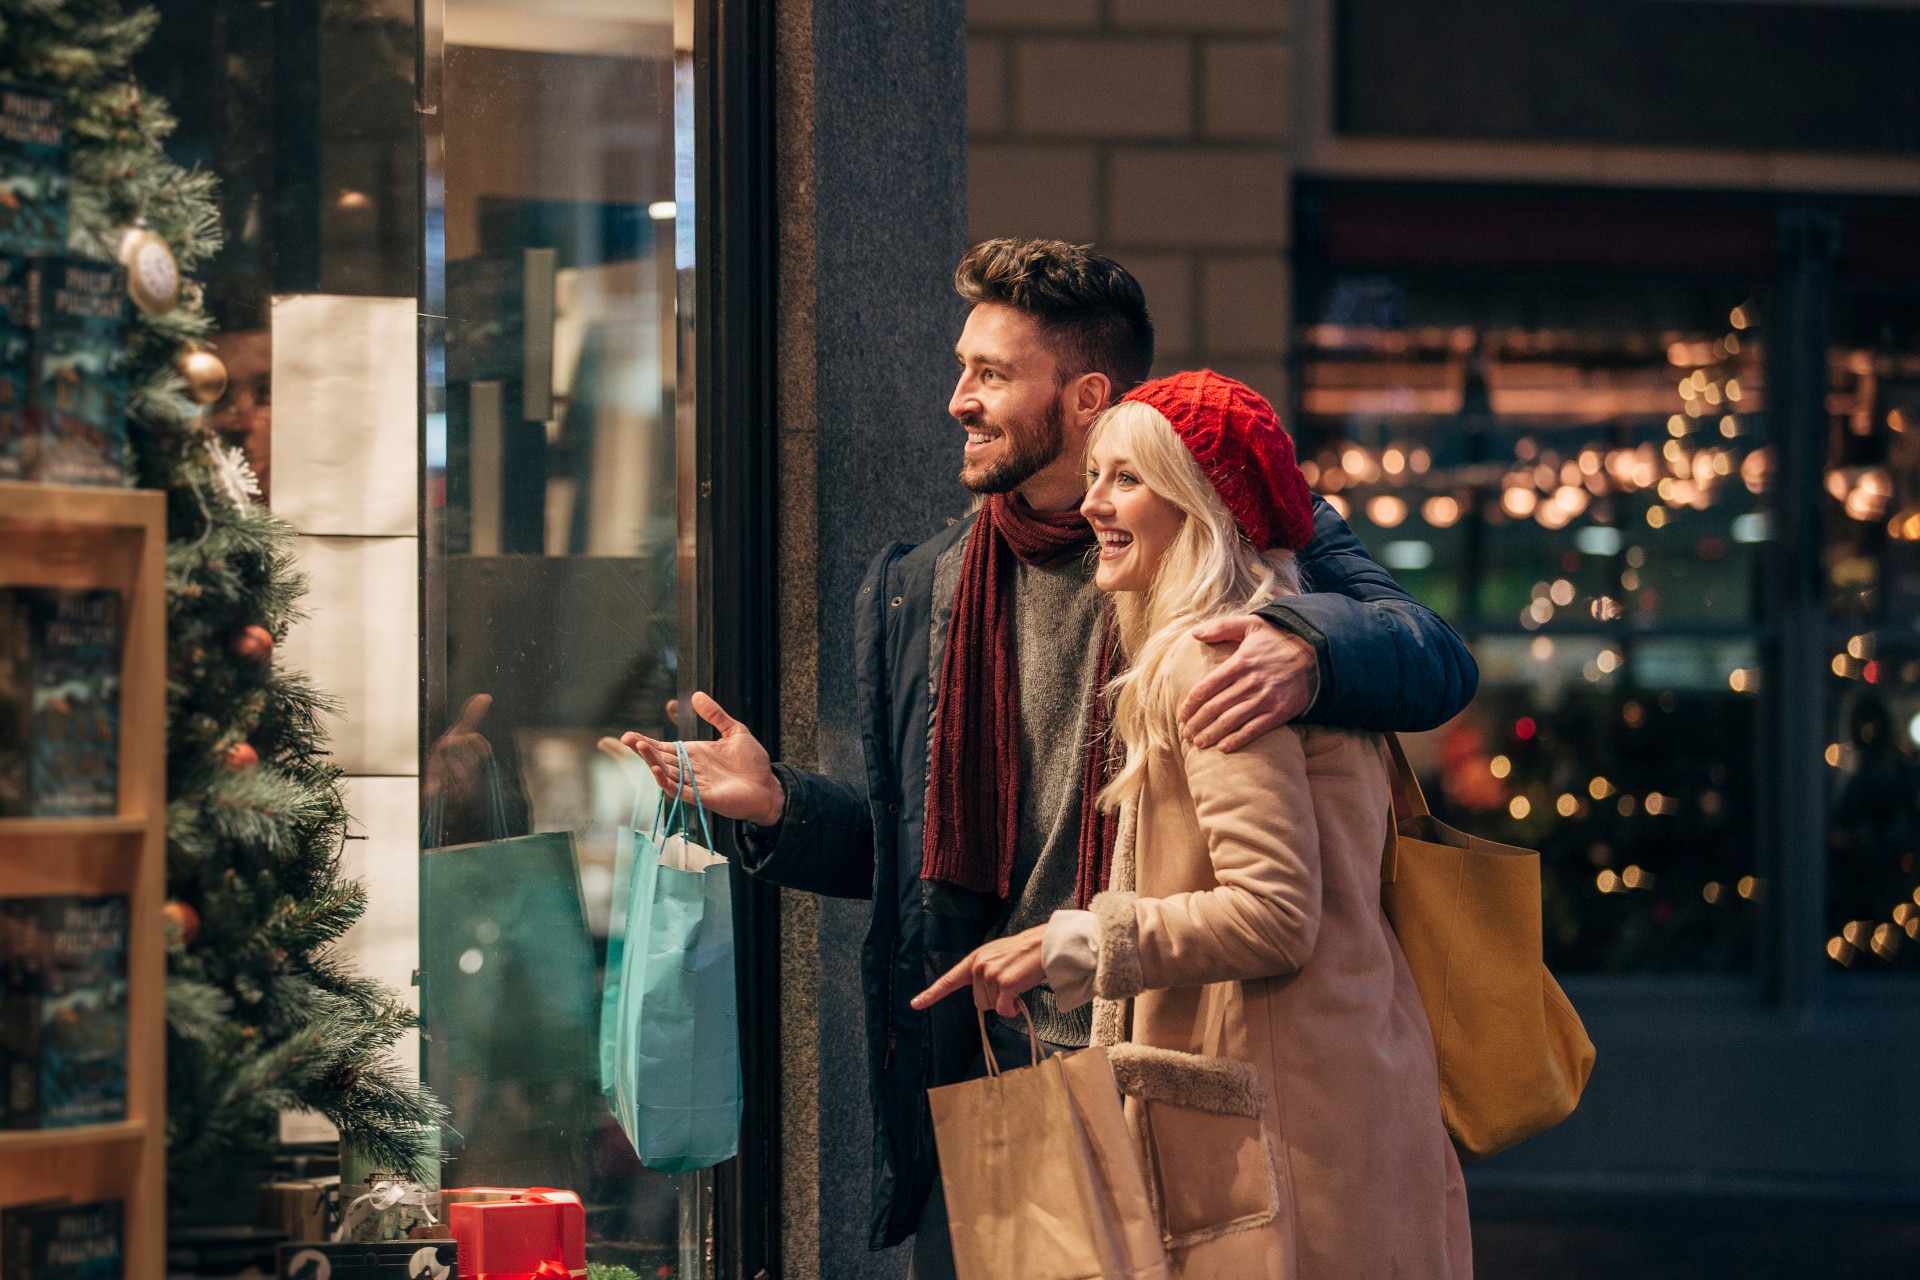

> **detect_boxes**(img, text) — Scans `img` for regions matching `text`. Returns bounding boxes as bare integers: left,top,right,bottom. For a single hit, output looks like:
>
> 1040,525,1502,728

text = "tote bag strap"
975,1000,1042,1077
1378,732,1435,884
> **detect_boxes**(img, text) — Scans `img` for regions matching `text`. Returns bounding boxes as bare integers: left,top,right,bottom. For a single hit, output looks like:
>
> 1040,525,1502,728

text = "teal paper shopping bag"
607,742,742,1172
420,759,600,1187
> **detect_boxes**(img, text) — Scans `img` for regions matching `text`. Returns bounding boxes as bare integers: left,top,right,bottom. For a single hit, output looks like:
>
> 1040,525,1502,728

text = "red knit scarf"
922,493,1120,909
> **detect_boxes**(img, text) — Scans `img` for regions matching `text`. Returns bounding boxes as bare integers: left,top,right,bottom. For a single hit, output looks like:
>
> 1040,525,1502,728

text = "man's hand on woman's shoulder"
1177,615,1317,752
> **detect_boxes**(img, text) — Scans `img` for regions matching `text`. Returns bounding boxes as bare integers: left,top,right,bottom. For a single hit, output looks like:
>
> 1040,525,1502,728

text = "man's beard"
959,397,1067,495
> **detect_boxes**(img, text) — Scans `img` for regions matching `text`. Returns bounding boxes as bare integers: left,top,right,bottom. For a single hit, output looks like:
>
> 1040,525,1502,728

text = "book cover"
1,1200,123,1280
0,85,68,256
0,895,128,1129
279,1239,457,1280
0,251,32,478
26,588,119,817
28,258,127,486
0,589,28,817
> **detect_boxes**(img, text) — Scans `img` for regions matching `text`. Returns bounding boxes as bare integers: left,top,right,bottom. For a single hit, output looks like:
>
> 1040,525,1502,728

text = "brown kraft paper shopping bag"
928,1006,1169,1280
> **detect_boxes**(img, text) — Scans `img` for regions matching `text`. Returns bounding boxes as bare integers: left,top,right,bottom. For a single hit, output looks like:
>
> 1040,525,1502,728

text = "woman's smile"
1083,439,1185,592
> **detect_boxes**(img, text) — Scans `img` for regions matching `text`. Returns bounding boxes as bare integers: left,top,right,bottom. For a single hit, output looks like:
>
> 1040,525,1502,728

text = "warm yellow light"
1409,447,1432,474
1703,881,1723,903
1382,447,1406,476
1725,333,1741,353
1825,742,1843,766
1509,795,1531,819
1617,794,1637,816
1847,634,1872,659
1831,655,1849,677
1342,446,1367,477
1646,506,1668,528
1730,306,1750,329
1530,636,1555,660
1322,493,1349,520
1621,865,1650,889
1597,869,1621,893
1728,667,1755,693
1549,579,1575,606
1556,793,1578,817
1366,495,1408,528
1667,415,1687,437
1843,920,1871,948
1738,875,1759,900
1725,378,1742,402
1596,649,1621,674
1873,923,1901,961
1678,379,1697,400
1489,754,1511,779
1588,776,1612,800
1720,416,1738,438
1828,936,1853,965
1422,495,1460,528
1503,486,1538,518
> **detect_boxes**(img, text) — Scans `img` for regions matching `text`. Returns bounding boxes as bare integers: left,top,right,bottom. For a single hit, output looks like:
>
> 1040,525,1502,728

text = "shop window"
421,0,708,1271
1822,288,1920,972
1296,228,1771,972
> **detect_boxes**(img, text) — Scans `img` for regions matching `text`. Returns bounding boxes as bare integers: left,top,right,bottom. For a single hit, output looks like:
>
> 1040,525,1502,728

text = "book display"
0,483,164,1280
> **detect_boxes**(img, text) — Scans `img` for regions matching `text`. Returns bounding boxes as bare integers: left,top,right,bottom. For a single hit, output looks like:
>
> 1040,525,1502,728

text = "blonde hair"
1089,400,1302,810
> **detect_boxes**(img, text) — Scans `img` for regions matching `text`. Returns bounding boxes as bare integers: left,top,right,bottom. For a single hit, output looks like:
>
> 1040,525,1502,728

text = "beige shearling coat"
1088,636,1471,1279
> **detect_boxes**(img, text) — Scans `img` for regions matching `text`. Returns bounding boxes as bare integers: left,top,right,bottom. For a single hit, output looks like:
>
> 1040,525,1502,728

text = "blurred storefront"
970,0,1920,1271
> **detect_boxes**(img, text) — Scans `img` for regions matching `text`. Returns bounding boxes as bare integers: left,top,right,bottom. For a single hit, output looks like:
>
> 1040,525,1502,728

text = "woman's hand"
620,691,786,827
911,924,1049,1017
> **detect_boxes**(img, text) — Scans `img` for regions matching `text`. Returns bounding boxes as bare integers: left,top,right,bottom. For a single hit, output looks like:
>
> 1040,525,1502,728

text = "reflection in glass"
1822,288,1920,972
1297,274,1769,971
420,0,707,1270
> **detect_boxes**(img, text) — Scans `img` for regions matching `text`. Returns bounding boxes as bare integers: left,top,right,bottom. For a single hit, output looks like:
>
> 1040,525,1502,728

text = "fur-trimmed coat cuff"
1091,890,1144,1000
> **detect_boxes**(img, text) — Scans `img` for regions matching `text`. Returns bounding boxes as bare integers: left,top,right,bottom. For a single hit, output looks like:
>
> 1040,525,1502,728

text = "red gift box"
445,1189,585,1280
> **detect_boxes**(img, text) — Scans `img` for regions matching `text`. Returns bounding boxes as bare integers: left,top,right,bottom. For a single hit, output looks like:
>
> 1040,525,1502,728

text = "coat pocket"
1108,1043,1280,1249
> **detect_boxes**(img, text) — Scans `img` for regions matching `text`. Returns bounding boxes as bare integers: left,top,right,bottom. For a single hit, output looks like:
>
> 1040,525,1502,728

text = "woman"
913,370,1471,1278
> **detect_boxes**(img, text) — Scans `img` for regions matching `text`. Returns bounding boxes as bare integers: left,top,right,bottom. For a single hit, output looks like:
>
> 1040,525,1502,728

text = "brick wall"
967,0,1294,403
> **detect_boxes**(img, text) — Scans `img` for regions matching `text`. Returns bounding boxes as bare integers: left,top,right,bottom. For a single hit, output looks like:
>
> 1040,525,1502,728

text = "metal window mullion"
1766,206,1842,1011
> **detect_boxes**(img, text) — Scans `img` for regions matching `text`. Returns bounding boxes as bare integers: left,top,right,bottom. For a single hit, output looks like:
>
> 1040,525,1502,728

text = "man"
622,239,1477,1269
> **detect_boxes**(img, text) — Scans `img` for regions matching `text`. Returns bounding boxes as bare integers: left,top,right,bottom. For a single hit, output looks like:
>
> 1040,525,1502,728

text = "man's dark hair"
954,238,1155,393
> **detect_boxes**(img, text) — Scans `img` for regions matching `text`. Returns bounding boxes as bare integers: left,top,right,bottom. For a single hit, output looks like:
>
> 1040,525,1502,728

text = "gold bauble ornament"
116,223,180,316
178,349,228,405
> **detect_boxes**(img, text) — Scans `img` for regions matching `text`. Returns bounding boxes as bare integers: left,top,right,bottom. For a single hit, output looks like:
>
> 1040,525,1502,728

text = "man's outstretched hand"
1179,615,1317,752
620,691,786,827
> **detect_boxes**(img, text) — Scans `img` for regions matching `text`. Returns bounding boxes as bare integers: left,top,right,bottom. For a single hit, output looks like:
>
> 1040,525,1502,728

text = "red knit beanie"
1120,369,1316,552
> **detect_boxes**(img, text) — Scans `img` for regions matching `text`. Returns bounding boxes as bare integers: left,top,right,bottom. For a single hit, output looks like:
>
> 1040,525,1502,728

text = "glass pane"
421,0,710,1270
1822,285,1920,972
1298,271,1769,972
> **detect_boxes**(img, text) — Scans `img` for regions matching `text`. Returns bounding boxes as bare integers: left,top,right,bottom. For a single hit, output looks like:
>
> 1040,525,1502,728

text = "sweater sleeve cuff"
1042,910,1099,1012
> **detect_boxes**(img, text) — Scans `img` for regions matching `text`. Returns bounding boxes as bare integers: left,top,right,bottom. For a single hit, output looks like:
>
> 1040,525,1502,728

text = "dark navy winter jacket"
736,495,1477,1250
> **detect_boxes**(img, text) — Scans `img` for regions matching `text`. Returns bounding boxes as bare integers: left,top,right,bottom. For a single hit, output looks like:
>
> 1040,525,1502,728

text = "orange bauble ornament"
163,899,201,947
232,624,274,661
223,742,259,771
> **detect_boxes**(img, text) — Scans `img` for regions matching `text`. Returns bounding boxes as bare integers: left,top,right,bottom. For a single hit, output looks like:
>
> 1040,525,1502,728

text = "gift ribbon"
332,1178,440,1242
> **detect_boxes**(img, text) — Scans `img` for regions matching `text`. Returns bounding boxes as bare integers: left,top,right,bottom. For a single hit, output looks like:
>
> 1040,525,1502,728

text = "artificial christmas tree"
0,0,441,1222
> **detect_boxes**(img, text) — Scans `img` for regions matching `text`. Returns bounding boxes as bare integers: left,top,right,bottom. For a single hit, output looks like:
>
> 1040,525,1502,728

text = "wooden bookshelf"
0,480,166,1280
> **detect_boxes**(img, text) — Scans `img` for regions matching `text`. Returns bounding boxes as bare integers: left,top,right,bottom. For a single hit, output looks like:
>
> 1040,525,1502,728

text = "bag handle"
976,999,1042,1078
1378,732,1434,885
676,740,716,850
1383,732,1431,819
420,751,513,849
